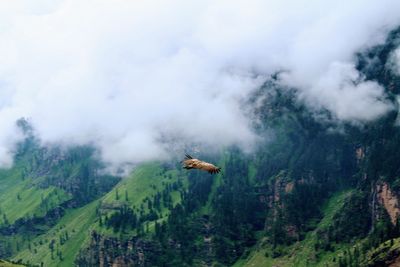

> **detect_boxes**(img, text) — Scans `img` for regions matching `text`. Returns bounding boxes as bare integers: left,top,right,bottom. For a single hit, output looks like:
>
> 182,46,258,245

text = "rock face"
75,231,162,267
270,173,291,205
356,147,365,161
377,183,400,225
389,256,400,267
76,216,217,267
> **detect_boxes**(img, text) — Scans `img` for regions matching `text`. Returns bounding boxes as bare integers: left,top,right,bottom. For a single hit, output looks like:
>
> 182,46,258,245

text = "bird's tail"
185,154,193,159
208,167,222,174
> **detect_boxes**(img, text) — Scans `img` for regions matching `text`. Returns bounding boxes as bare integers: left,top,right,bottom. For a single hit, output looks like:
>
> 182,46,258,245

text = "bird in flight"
182,154,221,174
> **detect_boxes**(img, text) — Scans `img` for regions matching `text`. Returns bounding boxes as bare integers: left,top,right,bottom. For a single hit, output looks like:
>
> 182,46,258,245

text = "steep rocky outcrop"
75,231,162,267
377,183,400,225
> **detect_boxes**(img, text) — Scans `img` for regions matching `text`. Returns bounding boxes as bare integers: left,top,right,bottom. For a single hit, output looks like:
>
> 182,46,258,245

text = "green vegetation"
0,183,69,226
13,163,187,266
235,190,353,267
14,201,98,267
0,167,70,226
0,259,25,267
102,163,184,210
362,237,400,266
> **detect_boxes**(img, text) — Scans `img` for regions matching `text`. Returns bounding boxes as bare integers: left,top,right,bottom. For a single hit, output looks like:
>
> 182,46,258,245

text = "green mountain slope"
0,168,70,226
0,259,25,267
14,200,98,267
234,190,353,267
13,163,187,266
362,237,400,266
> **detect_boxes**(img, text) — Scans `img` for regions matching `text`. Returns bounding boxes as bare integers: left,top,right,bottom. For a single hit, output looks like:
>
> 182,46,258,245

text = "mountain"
1,28,400,267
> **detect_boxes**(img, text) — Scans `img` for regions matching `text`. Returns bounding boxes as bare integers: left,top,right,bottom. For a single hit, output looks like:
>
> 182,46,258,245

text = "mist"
0,0,400,168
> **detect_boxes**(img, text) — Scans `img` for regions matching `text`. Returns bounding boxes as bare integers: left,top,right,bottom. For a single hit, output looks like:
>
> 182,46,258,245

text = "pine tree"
115,188,119,200
99,215,103,227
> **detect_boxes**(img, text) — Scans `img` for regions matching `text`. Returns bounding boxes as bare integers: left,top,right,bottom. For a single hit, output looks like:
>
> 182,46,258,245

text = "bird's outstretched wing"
198,162,221,174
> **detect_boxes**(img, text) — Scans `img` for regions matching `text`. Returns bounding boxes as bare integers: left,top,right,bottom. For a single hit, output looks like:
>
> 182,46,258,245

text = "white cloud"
388,46,400,75
290,62,393,121
0,0,399,167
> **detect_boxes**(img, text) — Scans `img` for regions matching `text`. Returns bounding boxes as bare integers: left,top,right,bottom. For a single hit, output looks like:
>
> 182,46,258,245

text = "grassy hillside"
14,200,98,267
0,259,25,267
97,163,187,236
0,168,70,226
102,163,185,211
13,163,187,266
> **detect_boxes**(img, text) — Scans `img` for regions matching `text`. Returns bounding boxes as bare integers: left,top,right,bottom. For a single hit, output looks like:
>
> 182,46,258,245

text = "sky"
0,0,400,168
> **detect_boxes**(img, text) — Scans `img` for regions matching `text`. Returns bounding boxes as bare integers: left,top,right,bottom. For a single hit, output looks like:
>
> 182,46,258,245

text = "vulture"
182,154,221,174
